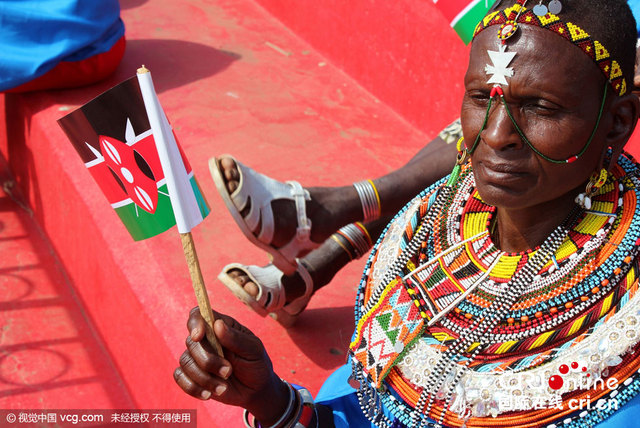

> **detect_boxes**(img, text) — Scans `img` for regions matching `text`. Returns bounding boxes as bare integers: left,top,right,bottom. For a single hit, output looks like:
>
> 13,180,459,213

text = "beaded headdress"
473,1,628,96
460,0,628,164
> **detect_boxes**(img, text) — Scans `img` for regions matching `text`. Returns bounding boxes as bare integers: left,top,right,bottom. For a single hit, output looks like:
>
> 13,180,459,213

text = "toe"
219,157,240,193
244,280,259,298
227,269,259,298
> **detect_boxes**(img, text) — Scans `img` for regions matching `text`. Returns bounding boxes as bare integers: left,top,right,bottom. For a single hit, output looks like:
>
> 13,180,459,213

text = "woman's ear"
606,92,640,163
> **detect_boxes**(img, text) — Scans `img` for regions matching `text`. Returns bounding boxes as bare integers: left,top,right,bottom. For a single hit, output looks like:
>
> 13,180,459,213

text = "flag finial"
137,65,150,74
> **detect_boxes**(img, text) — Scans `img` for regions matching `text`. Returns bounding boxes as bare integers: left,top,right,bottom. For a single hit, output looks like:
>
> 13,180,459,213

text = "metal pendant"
548,0,562,14
533,3,548,16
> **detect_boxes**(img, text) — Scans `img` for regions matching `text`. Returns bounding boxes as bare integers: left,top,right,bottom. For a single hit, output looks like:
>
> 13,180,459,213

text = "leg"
215,133,458,248
218,121,462,324
221,217,390,326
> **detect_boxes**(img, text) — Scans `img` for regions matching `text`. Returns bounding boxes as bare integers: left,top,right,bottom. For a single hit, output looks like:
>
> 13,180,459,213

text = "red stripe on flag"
86,162,129,204
133,134,165,180
433,0,479,23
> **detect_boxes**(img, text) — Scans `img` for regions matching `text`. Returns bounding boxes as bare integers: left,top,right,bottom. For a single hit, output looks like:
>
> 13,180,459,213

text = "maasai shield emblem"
58,76,209,240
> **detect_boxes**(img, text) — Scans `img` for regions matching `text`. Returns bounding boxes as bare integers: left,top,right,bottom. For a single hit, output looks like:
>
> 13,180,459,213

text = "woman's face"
462,25,613,212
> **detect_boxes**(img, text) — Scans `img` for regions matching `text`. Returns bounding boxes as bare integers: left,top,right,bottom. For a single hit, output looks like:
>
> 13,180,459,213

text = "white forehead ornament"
485,44,516,85
484,0,529,86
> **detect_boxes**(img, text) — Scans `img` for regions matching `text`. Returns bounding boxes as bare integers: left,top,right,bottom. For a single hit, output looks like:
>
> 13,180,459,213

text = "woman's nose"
481,99,524,151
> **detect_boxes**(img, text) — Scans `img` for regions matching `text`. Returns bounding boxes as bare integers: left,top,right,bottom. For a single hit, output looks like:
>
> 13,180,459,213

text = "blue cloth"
629,0,640,35
0,0,125,91
316,364,640,427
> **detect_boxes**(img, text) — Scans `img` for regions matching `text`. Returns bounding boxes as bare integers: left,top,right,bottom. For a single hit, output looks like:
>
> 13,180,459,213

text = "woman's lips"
477,161,529,183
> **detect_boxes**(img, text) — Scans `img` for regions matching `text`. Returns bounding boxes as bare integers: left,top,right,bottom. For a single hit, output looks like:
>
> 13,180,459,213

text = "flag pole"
180,231,224,357
137,66,223,357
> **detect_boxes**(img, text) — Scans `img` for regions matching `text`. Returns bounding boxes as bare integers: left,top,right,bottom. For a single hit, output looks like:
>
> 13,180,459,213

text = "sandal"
217,261,314,327
209,155,320,275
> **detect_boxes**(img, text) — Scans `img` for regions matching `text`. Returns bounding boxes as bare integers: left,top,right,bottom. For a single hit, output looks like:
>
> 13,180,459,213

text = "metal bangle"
244,381,296,428
353,180,381,223
337,223,373,259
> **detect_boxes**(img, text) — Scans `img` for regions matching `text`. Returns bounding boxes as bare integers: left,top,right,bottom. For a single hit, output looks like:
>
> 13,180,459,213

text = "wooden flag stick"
180,231,224,357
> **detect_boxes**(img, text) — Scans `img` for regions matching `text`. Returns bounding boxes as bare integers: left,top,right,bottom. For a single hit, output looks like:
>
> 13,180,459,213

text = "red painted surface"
1,0,640,427
251,0,469,136
0,155,135,411
250,0,640,154
0,0,447,425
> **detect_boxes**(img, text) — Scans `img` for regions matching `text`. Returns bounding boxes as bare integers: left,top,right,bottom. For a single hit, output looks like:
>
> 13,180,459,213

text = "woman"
174,0,640,426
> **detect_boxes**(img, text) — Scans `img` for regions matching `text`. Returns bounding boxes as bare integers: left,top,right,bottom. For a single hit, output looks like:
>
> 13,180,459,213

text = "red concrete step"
0,154,134,410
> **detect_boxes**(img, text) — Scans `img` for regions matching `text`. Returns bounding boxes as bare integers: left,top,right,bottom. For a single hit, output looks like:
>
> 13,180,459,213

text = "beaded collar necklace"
410,166,581,427
350,153,640,427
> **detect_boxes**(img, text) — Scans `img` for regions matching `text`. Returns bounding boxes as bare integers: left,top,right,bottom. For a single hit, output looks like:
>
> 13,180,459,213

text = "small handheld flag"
58,75,209,241
433,0,498,44
58,68,222,356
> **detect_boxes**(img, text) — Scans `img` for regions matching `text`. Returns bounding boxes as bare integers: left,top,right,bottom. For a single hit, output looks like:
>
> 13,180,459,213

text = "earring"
456,136,467,164
447,137,468,187
575,169,608,210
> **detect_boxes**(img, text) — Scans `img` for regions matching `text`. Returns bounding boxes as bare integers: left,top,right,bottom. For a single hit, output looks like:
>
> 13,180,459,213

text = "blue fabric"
629,0,640,35
316,365,375,428
316,364,640,427
0,0,124,91
598,391,640,427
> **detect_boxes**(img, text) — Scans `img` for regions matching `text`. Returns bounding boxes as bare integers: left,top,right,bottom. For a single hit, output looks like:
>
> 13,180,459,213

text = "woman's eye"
523,100,558,115
467,92,490,105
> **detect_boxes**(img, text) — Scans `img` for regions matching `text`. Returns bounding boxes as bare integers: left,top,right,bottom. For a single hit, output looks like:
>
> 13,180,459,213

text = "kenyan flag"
58,76,209,241
433,0,498,44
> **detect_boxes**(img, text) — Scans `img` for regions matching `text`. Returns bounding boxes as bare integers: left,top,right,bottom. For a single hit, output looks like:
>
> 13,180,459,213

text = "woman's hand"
174,308,290,425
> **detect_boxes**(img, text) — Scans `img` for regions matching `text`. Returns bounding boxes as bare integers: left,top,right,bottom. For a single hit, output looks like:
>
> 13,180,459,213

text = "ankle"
281,271,307,302
307,186,361,241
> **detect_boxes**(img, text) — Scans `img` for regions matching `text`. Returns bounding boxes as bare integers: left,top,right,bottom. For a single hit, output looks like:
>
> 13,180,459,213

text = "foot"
224,266,310,305
218,156,359,251
222,236,353,317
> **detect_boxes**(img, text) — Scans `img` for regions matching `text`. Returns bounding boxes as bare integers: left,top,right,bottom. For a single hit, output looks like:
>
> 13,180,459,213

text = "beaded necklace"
350,152,640,428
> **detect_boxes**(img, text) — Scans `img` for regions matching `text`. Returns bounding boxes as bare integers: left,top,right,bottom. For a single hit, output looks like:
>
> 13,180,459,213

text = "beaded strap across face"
473,2,628,96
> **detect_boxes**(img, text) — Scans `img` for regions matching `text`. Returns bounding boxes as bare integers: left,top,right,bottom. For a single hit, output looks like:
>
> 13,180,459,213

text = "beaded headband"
473,2,628,96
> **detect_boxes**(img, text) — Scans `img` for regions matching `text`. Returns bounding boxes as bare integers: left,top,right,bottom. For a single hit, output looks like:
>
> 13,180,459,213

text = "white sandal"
218,261,314,327
209,155,320,275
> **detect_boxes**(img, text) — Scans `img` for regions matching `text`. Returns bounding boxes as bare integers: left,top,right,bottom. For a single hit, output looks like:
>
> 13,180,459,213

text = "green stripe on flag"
452,1,495,44
189,176,210,219
114,183,176,241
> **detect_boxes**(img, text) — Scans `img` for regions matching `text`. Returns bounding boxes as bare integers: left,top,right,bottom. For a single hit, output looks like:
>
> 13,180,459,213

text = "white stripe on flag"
127,128,153,146
136,69,204,233
450,0,482,27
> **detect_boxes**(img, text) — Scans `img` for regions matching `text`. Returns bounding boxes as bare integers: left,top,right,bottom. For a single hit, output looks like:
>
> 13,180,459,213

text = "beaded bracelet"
353,180,381,223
